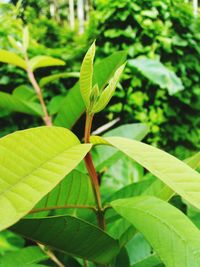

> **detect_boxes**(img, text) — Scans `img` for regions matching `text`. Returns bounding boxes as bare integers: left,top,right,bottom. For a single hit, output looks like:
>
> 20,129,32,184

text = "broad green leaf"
127,233,153,266
92,63,126,113
39,72,79,87
80,41,95,107
0,91,42,116
94,123,149,172
12,85,36,101
30,169,95,217
11,215,120,264
0,126,91,230
0,49,26,69
0,246,48,266
0,230,24,253
54,51,127,128
131,254,162,267
29,56,65,71
112,196,200,267
129,58,184,95
47,95,65,115
113,248,130,267
91,136,200,211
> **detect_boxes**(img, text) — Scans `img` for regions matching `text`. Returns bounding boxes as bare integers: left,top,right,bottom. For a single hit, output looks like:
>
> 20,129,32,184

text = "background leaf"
128,58,184,95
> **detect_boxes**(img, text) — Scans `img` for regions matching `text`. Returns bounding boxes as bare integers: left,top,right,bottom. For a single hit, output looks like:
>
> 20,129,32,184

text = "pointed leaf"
0,126,91,230
92,63,126,113
39,72,79,87
29,56,65,71
0,49,26,69
54,51,127,128
91,136,200,211
128,58,184,95
0,91,42,116
112,196,200,267
80,41,95,107
11,215,120,264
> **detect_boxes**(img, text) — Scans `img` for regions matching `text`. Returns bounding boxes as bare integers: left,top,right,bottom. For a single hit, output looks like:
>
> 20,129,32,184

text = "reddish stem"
84,113,106,230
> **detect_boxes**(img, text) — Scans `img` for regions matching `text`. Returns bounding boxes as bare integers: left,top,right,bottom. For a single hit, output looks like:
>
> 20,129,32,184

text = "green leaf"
0,91,42,116
0,246,48,266
12,85,36,101
91,136,200,211
0,126,91,231
29,56,65,71
11,215,120,264
112,196,200,267
0,49,26,69
39,72,79,87
23,26,29,51
30,169,95,217
0,230,24,253
92,63,126,113
54,51,127,128
131,254,163,267
129,58,184,95
80,41,96,107
94,123,149,172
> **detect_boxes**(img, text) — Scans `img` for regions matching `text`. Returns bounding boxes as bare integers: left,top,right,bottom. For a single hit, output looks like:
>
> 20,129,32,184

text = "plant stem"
84,112,106,230
38,243,65,267
24,53,52,126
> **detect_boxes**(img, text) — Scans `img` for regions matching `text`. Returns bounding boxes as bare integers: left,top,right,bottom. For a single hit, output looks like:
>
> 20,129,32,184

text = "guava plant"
0,29,200,267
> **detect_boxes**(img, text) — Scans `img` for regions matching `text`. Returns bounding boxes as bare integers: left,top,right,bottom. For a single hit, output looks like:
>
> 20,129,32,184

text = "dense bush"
89,0,200,158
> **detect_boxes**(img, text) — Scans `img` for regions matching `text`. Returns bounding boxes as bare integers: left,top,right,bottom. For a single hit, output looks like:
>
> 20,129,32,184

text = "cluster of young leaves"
0,40,200,267
91,0,200,157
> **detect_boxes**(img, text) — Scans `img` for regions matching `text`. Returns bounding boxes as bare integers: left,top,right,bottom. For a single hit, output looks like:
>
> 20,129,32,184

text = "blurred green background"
0,0,199,159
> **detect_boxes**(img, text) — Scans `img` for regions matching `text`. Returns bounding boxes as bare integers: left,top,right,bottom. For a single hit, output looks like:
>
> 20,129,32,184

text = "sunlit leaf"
80,41,95,107
39,72,79,87
0,49,26,69
92,63,126,113
54,51,127,128
91,136,200,211
112,196,200,267
0,126,91,230
29,56,65,71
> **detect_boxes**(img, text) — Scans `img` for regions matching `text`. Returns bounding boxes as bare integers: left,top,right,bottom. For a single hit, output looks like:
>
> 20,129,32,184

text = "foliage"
89,0,200,158
0,40,200,267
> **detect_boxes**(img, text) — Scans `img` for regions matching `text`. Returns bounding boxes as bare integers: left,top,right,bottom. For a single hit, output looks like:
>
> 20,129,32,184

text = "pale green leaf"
0,126,91,231
8,36,22,52
39,72,79,87
80,41,95,107
54,51,127,128
29,56,65,71
0,246,48,266
11,215,120,264
129,58,184,95
131,254,162,267
0,91,42,116
0,49,26,69
91,136,200,210
112,196,200,267
92,63,126,113
23,26,29,51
